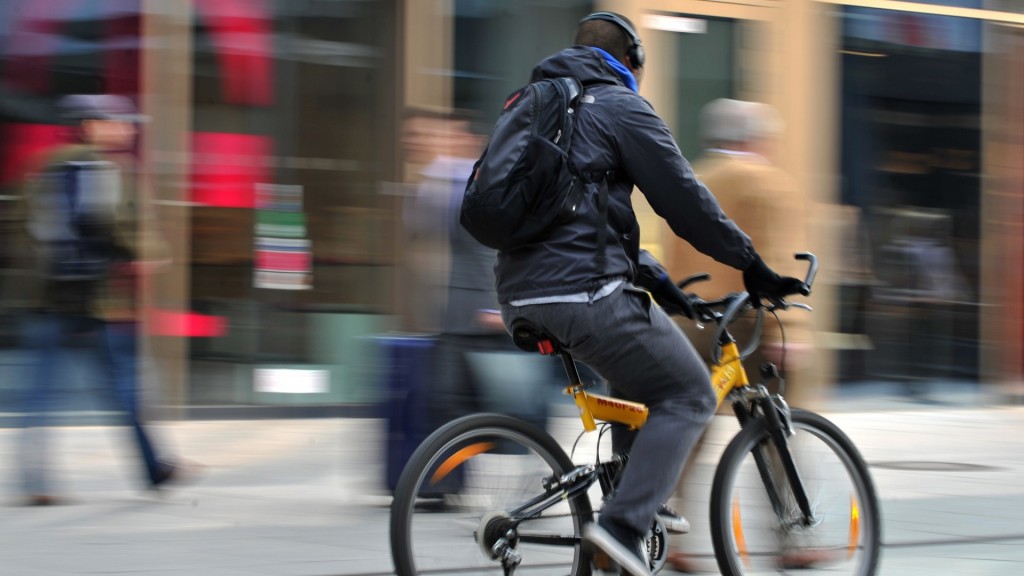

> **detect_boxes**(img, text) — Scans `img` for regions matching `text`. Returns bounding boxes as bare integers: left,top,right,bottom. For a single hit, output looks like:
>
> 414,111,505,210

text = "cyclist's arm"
615,99,756,271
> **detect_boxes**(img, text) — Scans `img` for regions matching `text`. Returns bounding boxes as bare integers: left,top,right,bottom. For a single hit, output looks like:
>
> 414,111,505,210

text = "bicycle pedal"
660,518,689,534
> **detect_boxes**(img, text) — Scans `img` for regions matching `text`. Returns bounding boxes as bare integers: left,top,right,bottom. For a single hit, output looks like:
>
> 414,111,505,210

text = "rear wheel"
390,413,594,576
710,409,881,576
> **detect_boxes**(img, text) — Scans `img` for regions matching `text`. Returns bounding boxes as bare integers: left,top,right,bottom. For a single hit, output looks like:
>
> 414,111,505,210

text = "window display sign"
254,183,312,289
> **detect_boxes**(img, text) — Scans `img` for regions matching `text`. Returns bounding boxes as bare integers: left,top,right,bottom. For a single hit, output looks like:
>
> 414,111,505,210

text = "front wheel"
390,413,594,576
710,409,881,576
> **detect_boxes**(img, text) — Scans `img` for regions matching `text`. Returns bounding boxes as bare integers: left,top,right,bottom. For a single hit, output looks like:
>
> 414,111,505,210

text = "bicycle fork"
737,389,816,528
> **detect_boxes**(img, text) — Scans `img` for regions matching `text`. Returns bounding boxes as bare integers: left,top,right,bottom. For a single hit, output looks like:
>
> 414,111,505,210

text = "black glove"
636,250,694,319
742,254,808,307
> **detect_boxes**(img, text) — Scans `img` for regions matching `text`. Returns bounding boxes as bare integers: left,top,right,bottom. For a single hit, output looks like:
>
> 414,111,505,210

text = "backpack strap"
557,76,582,107
562,79,618,273
581,170,618,272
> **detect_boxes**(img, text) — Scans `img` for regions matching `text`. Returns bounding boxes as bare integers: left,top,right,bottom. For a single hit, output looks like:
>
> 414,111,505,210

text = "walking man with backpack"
465,13,806,576
12,94,187,505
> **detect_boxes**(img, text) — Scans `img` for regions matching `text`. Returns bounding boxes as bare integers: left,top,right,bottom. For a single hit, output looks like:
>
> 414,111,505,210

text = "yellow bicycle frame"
568,386,649,432
569,340,748,431
709,340,749,408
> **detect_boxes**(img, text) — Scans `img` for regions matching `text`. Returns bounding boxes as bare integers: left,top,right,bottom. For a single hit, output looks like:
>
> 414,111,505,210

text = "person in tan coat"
668,98,813,399
10,95,184,505
664,98,816,572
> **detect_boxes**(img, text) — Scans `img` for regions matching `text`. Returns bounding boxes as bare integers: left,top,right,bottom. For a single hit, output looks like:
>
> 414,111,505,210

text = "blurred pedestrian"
11,94,187,505
403,109,560,430
402,108,457,334
663,98,814,572
428,110,561,432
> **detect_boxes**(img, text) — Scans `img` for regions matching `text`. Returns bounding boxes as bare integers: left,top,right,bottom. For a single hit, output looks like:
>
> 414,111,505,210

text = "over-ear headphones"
579,11,645,69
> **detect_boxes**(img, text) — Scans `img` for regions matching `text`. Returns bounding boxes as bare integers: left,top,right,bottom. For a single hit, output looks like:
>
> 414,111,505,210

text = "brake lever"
766,299,813,313
693,308,717,330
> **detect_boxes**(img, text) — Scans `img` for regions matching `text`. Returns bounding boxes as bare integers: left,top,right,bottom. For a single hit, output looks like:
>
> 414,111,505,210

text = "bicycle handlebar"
680,252,817,321
673,252,817,365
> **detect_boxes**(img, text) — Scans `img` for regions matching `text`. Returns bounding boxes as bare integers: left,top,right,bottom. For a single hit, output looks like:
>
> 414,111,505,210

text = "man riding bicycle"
492,12,805,576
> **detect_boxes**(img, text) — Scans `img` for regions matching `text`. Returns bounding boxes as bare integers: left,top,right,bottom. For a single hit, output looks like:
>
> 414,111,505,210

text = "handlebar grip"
795,252,818,293
677,272,710,291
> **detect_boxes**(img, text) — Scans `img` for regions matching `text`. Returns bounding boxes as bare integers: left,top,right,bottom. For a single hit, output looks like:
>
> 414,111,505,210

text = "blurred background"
0,0,1022,424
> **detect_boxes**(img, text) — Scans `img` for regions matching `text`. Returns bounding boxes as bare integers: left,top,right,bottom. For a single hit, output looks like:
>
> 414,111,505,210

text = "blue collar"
589,47,638,93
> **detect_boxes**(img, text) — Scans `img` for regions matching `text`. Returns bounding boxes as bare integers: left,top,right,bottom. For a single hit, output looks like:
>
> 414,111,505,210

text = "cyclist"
493,12,805,576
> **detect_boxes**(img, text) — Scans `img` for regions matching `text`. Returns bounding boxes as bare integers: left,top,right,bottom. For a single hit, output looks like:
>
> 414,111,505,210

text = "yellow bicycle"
390,253,881,576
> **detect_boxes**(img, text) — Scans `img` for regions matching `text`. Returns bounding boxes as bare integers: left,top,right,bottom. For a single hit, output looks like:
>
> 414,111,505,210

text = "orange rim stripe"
732,496,750,566
430,442,494,485
848,494,861,557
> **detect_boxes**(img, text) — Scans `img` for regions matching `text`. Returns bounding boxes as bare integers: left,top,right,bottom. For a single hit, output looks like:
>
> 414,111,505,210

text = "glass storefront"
185,1,399,408
1,0,1022,417
836,5,984,385
0,1,401,415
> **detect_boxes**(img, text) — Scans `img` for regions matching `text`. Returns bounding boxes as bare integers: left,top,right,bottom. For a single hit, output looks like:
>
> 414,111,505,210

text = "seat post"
559,351,582,386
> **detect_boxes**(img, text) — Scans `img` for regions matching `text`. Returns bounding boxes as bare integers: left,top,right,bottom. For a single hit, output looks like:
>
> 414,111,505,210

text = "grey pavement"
0,386,1022,575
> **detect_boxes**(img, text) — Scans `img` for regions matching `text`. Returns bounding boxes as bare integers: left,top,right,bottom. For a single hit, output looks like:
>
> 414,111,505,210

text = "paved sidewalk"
1,399,1022,575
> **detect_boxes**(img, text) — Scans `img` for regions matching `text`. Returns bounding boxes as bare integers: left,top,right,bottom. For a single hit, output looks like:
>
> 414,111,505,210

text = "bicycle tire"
390,413,594,576
710,409,881,576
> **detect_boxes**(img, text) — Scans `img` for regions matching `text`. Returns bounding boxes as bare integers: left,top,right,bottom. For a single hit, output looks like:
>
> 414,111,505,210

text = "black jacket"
495,47,755,304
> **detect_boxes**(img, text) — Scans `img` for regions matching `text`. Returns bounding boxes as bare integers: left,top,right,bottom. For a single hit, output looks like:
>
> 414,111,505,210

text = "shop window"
838,6,982,384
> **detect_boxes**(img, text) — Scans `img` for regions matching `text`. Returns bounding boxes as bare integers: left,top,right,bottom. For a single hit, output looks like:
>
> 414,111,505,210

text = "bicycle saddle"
509,318,563,355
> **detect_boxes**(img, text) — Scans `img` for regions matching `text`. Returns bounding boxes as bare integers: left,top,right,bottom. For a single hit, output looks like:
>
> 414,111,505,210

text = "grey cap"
700,98,750,144
58,94,147,123
700,98,783,144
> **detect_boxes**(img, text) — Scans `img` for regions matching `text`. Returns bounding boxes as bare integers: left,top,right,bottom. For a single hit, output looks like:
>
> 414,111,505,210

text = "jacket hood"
530,46,625,88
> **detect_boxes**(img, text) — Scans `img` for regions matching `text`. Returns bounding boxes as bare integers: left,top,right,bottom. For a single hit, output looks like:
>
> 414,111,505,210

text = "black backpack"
460,76,586,251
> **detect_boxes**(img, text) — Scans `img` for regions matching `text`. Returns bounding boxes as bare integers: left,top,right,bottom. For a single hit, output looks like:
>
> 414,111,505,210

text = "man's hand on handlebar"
741,254,809,308
638,251,815,318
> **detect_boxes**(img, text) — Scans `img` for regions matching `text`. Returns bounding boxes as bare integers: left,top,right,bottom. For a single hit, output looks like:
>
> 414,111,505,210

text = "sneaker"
657,504,690,534
584,520,652,576
149,460,203,491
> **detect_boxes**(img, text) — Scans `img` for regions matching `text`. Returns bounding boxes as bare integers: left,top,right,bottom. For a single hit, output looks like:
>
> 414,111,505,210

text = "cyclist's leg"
598,288,716,575
504,285,716,536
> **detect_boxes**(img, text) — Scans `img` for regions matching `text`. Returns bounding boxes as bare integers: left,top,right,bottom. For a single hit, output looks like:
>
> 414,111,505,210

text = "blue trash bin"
374,334,437,493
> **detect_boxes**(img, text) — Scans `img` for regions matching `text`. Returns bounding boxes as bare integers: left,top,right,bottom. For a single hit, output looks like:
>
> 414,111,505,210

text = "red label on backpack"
503,90,523,111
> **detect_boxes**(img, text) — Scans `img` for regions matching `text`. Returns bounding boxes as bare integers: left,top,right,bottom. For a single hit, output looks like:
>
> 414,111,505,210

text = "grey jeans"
502,284,716,534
